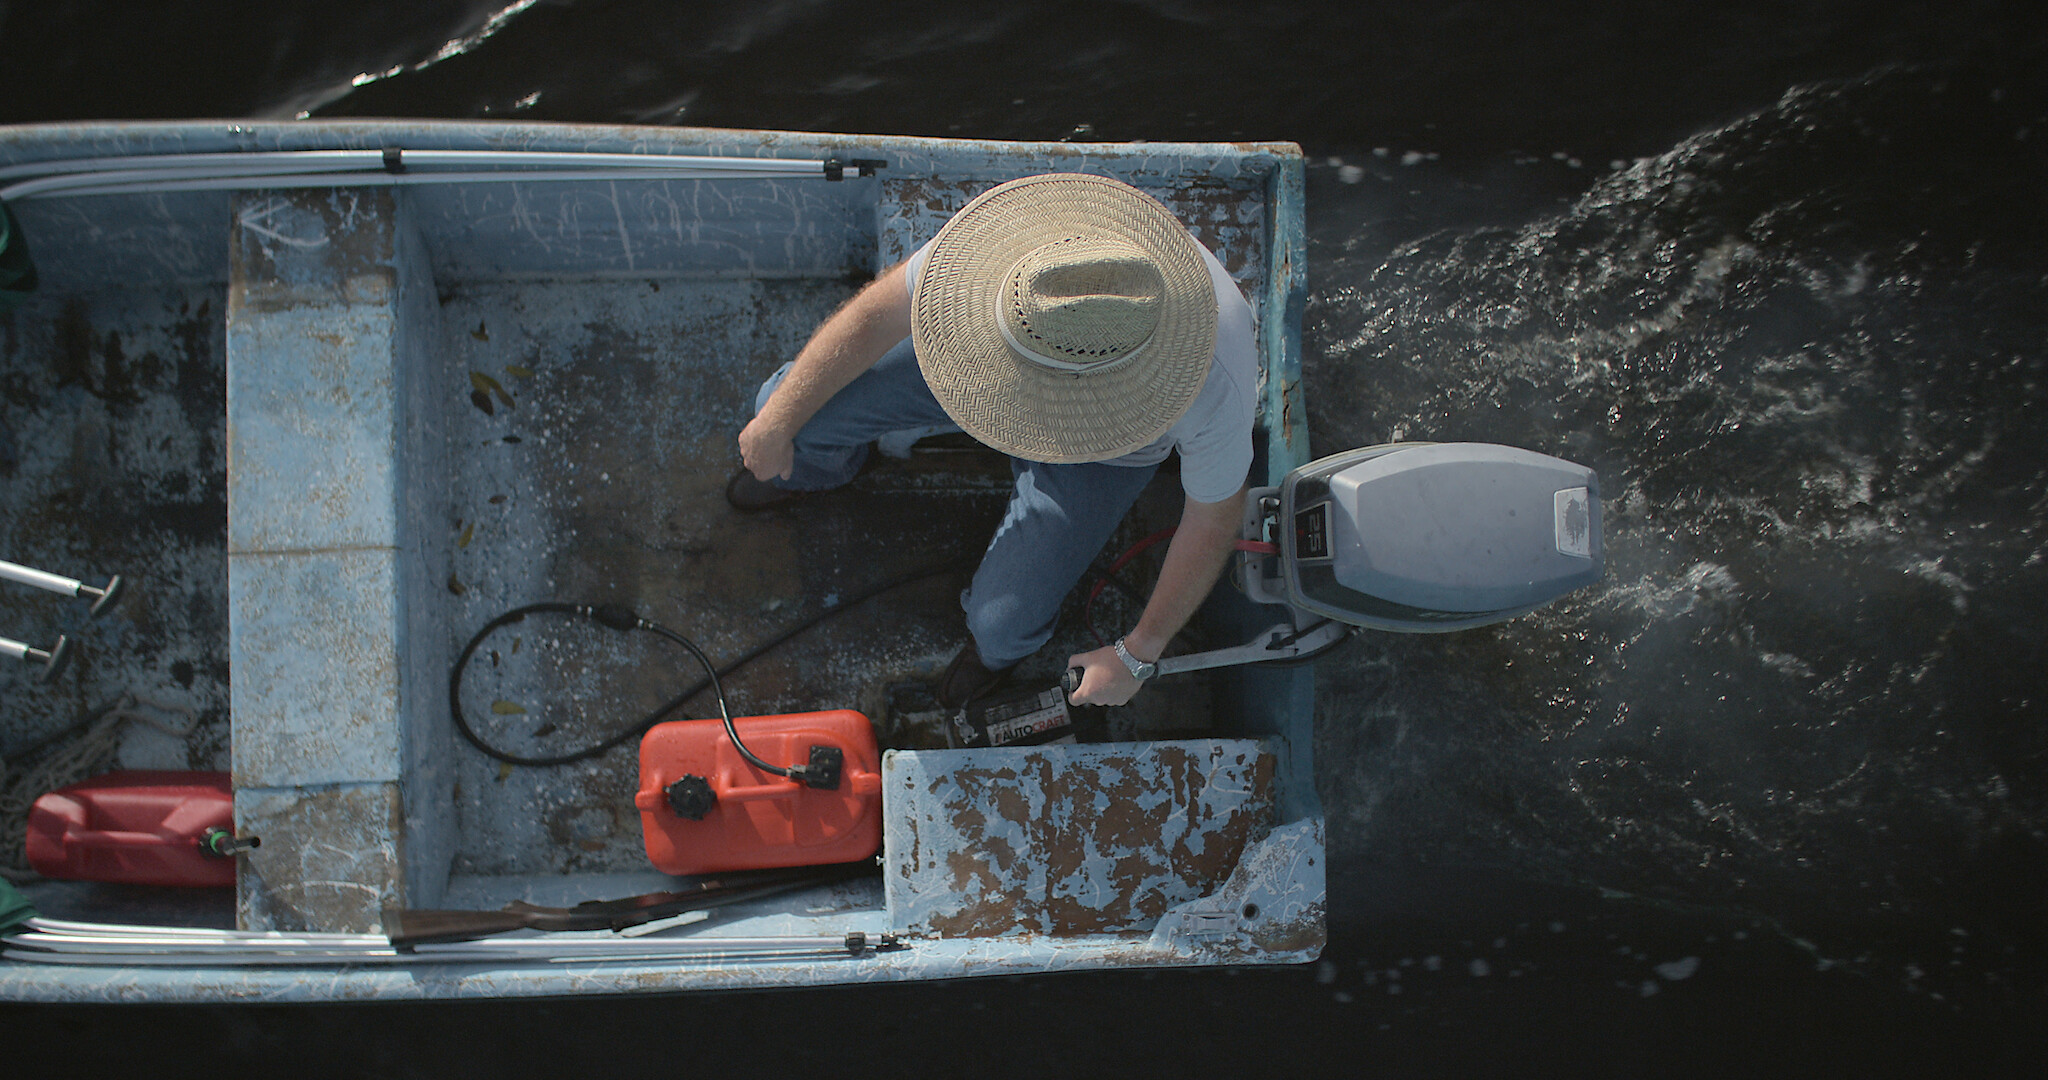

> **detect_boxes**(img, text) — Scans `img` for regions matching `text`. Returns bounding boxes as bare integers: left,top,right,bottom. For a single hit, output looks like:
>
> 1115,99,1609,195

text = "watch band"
1113,637,1157,681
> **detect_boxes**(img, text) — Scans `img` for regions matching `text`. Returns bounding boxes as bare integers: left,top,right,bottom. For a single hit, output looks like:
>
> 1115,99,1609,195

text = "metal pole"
0,559,123,615
0,148,830,184
1,633,71,681
1,149,840,202
0,558,82,595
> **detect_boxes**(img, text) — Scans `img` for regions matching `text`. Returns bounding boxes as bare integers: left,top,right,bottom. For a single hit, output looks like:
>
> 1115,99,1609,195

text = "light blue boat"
0,120,1320,1002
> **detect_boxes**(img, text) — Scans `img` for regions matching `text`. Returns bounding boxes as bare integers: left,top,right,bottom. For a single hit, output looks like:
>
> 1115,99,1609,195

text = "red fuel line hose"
1083,527,1279,647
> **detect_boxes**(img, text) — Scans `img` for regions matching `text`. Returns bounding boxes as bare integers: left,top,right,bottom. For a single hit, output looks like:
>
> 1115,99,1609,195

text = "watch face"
1115,639,1154,679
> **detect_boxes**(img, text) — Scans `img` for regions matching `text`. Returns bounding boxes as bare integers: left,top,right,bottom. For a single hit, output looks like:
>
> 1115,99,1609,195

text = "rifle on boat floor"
383,863,869,947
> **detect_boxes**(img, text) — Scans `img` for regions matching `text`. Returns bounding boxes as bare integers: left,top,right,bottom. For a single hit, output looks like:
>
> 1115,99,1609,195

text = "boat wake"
1305,66,2048,945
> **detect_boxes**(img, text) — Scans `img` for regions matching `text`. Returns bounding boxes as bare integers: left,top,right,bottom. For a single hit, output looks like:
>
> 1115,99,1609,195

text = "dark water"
5,1,2047,1073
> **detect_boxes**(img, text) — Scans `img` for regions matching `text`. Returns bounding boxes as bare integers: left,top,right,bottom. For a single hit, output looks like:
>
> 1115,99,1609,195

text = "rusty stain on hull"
235,781,405,934
885,740,1273,937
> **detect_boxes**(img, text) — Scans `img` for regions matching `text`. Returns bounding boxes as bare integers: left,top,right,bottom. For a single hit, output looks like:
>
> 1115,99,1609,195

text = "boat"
0,120,1322,1002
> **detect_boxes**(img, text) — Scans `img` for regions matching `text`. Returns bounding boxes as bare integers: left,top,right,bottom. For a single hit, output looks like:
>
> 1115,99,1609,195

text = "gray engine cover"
1280,443,1602,631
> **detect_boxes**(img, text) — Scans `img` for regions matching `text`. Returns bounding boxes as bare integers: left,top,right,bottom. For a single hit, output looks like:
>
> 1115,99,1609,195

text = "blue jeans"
753,337,1160,667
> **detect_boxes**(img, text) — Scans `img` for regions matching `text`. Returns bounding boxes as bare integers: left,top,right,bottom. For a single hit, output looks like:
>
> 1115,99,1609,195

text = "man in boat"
728,173,1253,710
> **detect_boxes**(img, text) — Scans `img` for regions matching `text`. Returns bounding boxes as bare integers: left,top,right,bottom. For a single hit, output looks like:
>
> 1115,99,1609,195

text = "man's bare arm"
1066,485,1248,706
739,262,912,481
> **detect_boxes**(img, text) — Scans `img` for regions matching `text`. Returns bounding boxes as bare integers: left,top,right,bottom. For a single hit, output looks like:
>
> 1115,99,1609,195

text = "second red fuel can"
25,770,241,887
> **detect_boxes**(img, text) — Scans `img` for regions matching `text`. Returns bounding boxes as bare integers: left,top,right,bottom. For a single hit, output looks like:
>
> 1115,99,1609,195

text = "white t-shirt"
904,237,1256,504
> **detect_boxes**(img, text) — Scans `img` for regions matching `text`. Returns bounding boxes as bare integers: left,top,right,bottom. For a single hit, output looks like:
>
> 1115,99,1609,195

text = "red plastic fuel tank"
635,711,883,876
25,770,236,887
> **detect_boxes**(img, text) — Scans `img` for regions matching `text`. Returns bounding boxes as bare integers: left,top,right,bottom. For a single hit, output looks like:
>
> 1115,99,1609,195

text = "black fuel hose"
450,539,1177,769
449,562,969,768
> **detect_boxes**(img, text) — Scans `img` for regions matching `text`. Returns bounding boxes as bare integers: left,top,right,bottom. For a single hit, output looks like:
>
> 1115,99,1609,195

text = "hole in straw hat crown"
1004,236,1165,368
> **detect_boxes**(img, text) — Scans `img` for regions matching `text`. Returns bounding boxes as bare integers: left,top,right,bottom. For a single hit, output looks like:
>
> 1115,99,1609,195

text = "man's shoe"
936,641,1015,710
725,469,804,512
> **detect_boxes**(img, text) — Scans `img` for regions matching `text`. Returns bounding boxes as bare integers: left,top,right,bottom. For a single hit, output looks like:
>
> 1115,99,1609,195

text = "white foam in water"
1903,557,1972,614
1656,956,1702,981
1760,652,1816,679
420,0,544,68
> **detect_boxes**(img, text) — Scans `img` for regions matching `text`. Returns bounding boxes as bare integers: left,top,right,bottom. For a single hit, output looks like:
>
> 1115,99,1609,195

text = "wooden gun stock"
382,863,868,947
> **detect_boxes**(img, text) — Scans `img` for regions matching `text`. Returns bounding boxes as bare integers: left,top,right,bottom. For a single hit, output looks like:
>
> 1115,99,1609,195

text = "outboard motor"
1074,441,1603,687
1242,442,1602,632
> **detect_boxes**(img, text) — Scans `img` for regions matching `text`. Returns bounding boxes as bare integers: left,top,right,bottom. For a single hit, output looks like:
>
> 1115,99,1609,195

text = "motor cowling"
1244,443,1603,632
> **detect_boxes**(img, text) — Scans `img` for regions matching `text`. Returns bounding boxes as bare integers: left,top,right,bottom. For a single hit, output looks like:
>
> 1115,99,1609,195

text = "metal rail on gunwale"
0,148,876,202
4,917,896,966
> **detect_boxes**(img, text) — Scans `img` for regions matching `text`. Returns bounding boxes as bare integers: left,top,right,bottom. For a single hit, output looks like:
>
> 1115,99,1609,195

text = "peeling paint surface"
884,741,1274,936
234,782,405,934
1147,817,1326,961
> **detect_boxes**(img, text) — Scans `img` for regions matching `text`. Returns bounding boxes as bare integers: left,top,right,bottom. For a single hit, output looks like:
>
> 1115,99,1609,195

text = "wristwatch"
1112,637,1157,681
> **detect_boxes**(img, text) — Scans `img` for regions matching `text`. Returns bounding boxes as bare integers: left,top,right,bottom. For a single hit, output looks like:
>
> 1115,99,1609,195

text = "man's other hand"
738,415,796,481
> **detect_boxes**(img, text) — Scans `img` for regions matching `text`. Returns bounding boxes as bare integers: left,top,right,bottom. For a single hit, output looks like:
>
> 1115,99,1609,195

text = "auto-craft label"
981,687,1073,746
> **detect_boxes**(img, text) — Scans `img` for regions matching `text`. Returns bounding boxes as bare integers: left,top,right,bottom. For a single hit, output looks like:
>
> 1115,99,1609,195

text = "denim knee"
961,586,1048,669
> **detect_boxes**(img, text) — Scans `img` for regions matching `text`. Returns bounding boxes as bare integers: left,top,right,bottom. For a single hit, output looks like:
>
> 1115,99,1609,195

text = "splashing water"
1307,67,2048,936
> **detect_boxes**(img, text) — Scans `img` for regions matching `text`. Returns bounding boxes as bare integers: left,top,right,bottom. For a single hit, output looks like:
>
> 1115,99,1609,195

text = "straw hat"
910,173,1217,463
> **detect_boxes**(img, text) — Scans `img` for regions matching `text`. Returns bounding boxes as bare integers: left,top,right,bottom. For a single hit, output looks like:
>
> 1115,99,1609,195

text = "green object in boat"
0,875,35,933
0,199,37,314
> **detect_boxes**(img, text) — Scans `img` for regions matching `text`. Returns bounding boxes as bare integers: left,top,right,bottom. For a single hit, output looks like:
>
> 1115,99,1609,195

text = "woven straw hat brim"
912,174,1217,463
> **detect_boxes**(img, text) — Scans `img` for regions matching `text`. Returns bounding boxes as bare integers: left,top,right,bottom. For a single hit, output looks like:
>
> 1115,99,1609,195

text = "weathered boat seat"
226,187,445,932
884,740,1275,936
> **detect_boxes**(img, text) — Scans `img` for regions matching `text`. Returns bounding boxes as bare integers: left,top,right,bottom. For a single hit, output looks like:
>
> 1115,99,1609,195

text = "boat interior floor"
433,275,1215,881
4,272,1222,931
